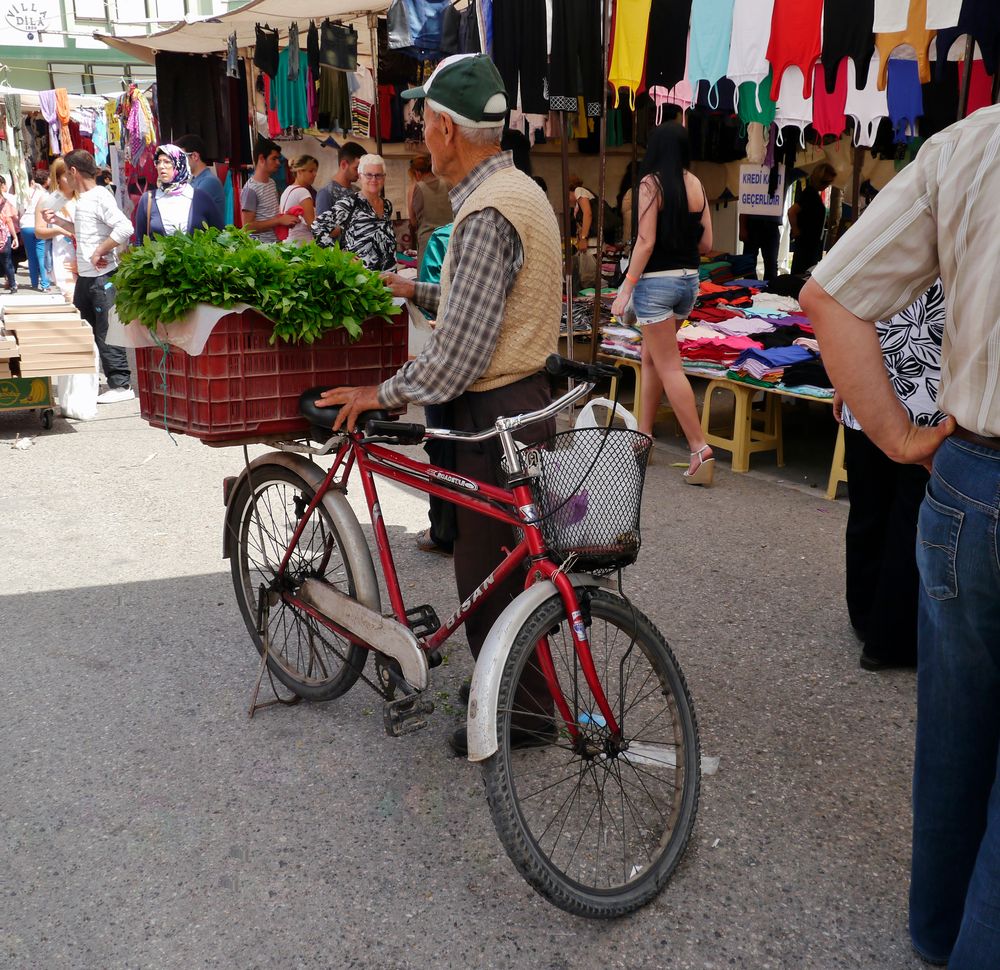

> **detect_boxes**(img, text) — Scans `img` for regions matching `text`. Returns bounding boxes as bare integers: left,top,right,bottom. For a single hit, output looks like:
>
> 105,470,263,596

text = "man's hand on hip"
315,385,382,431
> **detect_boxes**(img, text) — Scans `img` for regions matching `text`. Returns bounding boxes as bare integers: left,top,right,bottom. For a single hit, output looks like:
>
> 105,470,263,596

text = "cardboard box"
3,303,79,315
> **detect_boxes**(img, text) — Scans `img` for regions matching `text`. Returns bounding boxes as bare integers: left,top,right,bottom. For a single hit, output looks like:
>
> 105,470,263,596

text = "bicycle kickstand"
248,584,301,718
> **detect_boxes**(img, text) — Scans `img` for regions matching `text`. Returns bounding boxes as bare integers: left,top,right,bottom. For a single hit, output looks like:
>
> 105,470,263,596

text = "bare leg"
638,339,665,437
641,317,711,474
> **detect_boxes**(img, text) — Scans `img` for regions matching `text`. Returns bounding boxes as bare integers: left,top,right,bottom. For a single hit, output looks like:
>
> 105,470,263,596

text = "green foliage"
114,227,399,344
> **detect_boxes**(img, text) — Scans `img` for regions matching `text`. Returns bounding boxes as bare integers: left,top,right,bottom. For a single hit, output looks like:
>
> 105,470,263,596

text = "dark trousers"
743,218,780,283
492,0,549,114
423,402,456,551
0,237,15,289
74,273,131,389
451,373,555,713
844,426,928,664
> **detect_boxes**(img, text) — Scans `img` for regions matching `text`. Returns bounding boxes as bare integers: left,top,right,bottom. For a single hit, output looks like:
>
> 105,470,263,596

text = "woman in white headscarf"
135,143,224,242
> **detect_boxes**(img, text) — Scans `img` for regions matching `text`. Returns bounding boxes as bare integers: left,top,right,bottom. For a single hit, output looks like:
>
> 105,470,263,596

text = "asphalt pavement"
0,397,924,970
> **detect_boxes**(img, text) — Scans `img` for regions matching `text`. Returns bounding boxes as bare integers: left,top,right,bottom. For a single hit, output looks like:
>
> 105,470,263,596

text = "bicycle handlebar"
359,355,609,447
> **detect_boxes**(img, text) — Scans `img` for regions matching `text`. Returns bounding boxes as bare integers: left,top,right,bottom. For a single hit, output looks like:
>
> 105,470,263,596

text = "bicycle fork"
533,564,622,745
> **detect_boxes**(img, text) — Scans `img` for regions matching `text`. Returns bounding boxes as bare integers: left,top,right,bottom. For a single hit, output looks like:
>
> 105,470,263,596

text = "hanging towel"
38,90,60,149
55,88,74,153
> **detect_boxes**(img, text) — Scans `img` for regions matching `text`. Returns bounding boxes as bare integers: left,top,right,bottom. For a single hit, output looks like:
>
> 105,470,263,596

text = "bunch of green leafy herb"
114,227,399,343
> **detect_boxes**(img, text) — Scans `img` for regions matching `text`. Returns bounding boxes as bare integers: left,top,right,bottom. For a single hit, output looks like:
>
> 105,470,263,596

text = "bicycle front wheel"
227,465,371,701
482,588,700,917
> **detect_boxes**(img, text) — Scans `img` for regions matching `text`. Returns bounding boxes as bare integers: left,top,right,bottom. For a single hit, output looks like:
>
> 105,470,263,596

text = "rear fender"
222,452,380,613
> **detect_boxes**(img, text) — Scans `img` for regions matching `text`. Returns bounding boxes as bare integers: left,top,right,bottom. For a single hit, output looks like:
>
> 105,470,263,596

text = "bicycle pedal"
405,604,441,638
383,693,434,737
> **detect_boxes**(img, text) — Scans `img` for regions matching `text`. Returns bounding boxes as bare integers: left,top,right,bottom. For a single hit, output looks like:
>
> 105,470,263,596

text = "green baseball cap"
401,54,508,127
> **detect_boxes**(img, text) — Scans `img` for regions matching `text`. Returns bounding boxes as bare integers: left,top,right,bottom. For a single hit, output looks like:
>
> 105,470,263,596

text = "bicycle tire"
227,465,371,701
482,588,700,917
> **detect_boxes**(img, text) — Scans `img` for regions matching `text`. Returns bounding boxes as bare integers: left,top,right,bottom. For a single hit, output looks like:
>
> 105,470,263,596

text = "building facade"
0,0,237,93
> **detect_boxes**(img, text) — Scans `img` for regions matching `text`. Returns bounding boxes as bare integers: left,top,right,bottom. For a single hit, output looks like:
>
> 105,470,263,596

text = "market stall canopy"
95,0,391,64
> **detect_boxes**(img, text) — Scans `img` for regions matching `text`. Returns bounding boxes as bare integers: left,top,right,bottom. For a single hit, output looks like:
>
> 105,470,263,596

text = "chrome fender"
222,452,380,614
466,573,612,763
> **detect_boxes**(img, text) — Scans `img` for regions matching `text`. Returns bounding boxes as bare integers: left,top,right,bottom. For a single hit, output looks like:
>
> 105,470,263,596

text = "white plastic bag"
536,398,643,560
56,344,99,421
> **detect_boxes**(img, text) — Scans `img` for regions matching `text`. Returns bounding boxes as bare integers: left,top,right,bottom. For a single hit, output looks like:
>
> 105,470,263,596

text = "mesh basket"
518,427,651,574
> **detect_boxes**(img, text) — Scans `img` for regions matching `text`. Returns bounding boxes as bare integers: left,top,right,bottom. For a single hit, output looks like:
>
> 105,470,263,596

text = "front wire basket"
514,427,652,575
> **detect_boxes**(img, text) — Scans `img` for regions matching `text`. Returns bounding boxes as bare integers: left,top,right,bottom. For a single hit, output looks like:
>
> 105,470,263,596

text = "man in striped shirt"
801,104,1000,969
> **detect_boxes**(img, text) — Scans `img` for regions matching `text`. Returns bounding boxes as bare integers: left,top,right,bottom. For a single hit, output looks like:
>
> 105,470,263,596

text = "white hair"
358,153,386,174
457,125,504,146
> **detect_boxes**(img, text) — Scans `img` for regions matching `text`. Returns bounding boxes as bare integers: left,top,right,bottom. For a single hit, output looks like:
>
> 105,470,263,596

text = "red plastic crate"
135,308,408,442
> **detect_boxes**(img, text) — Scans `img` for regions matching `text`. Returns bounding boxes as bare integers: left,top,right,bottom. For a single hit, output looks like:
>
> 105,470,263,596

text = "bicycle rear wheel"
482,588,700,917
227,465,370,701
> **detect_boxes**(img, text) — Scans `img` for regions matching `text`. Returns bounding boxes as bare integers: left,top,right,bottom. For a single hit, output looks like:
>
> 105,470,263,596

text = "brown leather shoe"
415,528,452,555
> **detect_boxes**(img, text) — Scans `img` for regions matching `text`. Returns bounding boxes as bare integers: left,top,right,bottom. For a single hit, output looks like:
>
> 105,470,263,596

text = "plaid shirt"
379,152,524,409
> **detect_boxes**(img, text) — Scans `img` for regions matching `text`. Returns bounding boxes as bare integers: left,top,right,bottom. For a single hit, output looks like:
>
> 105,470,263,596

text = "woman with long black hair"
611,122,716,486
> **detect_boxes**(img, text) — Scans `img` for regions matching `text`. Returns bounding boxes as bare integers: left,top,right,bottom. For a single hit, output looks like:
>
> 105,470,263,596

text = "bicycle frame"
270,430,622,740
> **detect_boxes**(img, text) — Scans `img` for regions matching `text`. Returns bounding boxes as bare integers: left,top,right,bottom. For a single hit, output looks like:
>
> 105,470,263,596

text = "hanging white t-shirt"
925,0,962,29
873,0,909,33
726,0,776,88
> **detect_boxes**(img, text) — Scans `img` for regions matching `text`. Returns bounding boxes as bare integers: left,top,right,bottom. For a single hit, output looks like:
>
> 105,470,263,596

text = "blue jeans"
910,436,1000,967
21,226,49,289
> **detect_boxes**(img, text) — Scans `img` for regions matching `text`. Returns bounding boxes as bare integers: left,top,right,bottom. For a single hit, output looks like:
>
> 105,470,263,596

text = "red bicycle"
222,355,700,917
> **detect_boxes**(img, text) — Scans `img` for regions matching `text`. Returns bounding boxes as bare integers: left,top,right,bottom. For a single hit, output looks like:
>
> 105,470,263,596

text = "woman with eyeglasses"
311,153,395,271
134,144,224,243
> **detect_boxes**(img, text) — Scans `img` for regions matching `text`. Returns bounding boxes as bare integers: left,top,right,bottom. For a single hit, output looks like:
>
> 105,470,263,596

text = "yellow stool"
700,378,784,472
599,354,675,429
826,423,848,500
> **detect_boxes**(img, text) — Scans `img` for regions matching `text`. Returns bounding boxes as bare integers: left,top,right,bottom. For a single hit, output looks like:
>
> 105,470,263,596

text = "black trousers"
548,0,603,115
492,0,549,114
844,426,928,664
451,373,555,712
743,218,780,283
423,402,456,551
0,237,15,289
74,273,131,389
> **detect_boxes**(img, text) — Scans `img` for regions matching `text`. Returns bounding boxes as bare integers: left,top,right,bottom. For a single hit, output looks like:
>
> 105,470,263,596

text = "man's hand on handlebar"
315,384,382,431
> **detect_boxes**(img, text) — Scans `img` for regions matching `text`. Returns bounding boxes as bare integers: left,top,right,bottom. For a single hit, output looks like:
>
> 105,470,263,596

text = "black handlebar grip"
545,354,619,382
364,419,426,443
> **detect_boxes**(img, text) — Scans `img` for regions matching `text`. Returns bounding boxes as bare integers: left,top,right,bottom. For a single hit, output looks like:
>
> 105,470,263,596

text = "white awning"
95,0,390,64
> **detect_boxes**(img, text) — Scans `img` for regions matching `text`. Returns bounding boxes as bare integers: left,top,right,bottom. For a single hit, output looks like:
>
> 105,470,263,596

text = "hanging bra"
873,0,909,33
886,57,924,139
649,80,696,123
727,0,776,92
812,60,848,138
609,0,655,108
821,0,876,94
875,0,936,90
766,0,824,101
845,54,889,147
688,0,736,108
773,65,814,147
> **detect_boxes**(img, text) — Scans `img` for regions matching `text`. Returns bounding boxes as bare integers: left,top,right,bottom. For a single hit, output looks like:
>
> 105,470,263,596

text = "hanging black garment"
492,0,548,113
821,0,874,93
645,0,693,90
253,24,279,79
320,21,359,71
921,60,959,138
287,23,300,81
155,51,229,161
307,21,320,78
957,0,1000,76
548,0,603,116
440,3,461,53
459,1,481,53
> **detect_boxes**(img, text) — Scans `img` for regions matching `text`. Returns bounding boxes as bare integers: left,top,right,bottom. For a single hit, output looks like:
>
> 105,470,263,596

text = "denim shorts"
631,270,699,325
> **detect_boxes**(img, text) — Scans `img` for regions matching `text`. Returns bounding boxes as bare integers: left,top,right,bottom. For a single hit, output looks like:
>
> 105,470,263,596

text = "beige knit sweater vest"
440,166,562,393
